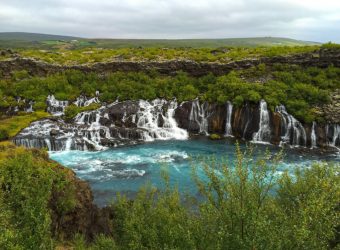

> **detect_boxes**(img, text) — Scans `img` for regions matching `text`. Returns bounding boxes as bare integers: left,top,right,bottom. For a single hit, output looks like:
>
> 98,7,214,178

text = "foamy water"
50,138,339,207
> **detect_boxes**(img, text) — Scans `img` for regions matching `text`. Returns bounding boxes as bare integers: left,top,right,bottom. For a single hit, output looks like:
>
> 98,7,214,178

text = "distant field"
0,32,320,49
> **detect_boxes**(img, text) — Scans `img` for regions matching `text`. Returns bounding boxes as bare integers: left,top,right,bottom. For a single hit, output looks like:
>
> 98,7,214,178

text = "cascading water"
252,100,271,143
136,99,188,141
15,98,188,151
25,101,34,113
189,99,210,135
327,124,340,148
225,101,233,137
275,105,307,147
46,95,69,116
13,94,339,152
74,96,100,107
311,122,317,148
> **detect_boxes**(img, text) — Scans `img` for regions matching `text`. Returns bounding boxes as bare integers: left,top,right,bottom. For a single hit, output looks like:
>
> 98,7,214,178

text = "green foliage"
0,148,54,249
112,184,195,249
103,144,339,249
91,234,118,250
0,65,339,123
64,103,101,120
321,42,340,49
0,129,9,140
0,111,49,140
209,133,222,140
0,143,338,249
15,45,320,65
275,164,340,249
0,145,77,249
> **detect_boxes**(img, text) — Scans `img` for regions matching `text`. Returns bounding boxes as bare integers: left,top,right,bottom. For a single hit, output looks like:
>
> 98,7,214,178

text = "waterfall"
327,124,340,148
311,122,317,148
252,100,271,143
47,95,69,116
74,96,100,107
275,105,306,147
44,138,52,151
25,101,34,113
64,136,73,151
225,101,233,137
15,99,188,152
136,99,188,141
189,99,210,135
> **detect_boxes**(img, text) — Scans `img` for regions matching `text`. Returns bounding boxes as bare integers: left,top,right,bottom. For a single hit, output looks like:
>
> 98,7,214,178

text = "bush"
1,64,338,123
0,145,77,249
0,143,338,249
0,129,9,140
106,144,339,249
64,103,101,120
209,133,222,140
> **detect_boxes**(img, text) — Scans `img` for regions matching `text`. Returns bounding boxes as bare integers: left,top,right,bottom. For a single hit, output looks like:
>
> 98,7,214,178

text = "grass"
64,103,101,120
15,45,320,65
0,111,50,140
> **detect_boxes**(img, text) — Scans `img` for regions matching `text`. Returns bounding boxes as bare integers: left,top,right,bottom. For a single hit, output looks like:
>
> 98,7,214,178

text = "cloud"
0,0,339,42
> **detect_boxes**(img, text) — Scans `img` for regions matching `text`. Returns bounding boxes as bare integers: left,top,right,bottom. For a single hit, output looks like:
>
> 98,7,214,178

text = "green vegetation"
64,103,101,120
321,42,340,49
0,111,49,140
16,45,321,64
0,143,338,249
1,64,339,123
0,143,77,249
209,133,222,140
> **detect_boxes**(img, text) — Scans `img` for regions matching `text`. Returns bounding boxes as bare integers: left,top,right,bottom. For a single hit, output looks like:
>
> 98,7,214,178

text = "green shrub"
0,64,338,123
64,103,101,120
91,234,117,250
0,145,77,249
209,133,222,140
0,129,9,140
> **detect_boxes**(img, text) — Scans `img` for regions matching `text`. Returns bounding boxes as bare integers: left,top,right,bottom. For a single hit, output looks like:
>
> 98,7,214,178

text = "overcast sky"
0,0,339,42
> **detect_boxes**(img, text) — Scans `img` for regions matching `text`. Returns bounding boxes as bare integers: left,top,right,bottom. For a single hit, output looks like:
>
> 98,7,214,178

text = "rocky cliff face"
50,163,113,240
315,90,340,124
13,96,340,151
1,48,339,77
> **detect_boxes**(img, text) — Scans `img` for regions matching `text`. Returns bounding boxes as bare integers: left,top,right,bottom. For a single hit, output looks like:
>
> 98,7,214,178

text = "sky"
0,0,339,42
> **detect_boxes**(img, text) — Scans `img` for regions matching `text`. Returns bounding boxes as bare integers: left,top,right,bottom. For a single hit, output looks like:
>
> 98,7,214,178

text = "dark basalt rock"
12,97,340,151
174,101,193,131
271,112,282,145
50,129,59,136
208,103,227,134
232,103,260,140
107,101,139,127
50,164,112,240
1,48,339,78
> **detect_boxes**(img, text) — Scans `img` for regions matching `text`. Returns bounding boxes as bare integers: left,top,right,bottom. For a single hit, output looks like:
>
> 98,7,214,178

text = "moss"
209,133,222,140
64,103,101,120
0,111,50,140
18,45,321,65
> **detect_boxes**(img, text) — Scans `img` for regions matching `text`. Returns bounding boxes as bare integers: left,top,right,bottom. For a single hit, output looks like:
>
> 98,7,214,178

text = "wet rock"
207,103,227,134
174,101,193,130
232,103,260,140
50,129,59,136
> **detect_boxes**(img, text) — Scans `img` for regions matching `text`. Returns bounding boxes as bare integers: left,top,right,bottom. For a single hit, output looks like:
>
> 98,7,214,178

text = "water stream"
49,138,339,207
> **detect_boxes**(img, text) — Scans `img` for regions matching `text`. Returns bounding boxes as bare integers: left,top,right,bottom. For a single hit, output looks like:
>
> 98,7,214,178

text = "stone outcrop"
13,98,340,151
0,48,339,77
315,90,340,124
50,164,113,240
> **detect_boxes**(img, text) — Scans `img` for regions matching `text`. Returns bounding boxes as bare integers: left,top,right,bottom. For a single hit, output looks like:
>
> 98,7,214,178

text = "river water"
50,138,339,207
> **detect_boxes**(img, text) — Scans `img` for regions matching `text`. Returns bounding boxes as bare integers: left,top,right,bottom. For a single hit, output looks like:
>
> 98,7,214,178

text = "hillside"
0,32,320,49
